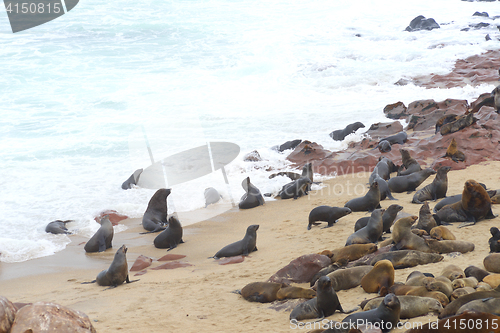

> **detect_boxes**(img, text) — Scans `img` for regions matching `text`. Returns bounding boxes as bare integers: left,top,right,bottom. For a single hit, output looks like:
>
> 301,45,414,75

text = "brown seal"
276,286,316,300
368,250,443,269
427,277,453,298
84,216,114,253
397,148,421,176
413,202,437,233
439,112,477,135
450,287,475,301
345,209,385,246
477,282,493,291
330,244,378,263
443,138,466,162
354,204,403,236
441,264,465,281
412,166,451,204
362,295,442,319
88,245,137,288
326,266,373,291
457,297,500,315
484,253,500,273
438,285,500,319
344,181,381,212
240,282,283,303
452,277,478,289
142,188,170,232
434,179,496,226
484,274,500,289
392,216,433,253
426,239,475,254
361,259,395,293
388,168,437,193
430,226,456,240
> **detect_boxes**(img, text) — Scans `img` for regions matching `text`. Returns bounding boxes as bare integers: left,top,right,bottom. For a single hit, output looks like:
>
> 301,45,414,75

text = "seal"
443,138,466,162
484,253,500,273
362,295,442,319
392,216,433,253
361,260,395,293
375,157,398,180
450,287,475,301
45,220,73,235
410,312,500,333
345,209,385,246
370,172,397,201
82,245,138,287
369,250,443,269
330,244,378,263
397,149,421,176
329,122,365,141
427,277,454,298
477,282,493,291
377,139,392,153
433,179,496,227
441,264,465,281
142,188,170,232
457,297,500,315
276,286,317,300
240,282,283,303
438,286,500,318
354,204,403,236
153,216,184,250
495,84,500,113
84,216,114,253
388,168,437,193
465,265,490,282
344,181,381,212
427,239,475,254
268,171,300,181
280,177,312,200
308,206,352,230
412,166,451,204
325,266,373,290
490,227,500,252
290,276,354,321
301,162,314,194
433,184,493,212
342,293,400,333
452,277,478,289
204,187,222,207
121,168,143,190
439,113,477,136
239,177,265,209
380,131,408,145
413,202,437,233
430,226,456,240
212,225,259,259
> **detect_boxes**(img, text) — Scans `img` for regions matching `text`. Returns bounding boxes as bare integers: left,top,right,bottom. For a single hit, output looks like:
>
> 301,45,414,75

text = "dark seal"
489,227,500,253
412,166,451,204
280,177,312,200
370,172,397,201
96,245,137,287
84,216,114,253
239,177,265,209
388,168,436,193
345,208,385,246
344,181,381,212
153,216,184,250
354,204,403,236
397,148,421,176
45,220,73,235
329,122,365,141
142,188,170,232
121,168,143,190
308,206,352,230
375,157,398,180
212,225,259,259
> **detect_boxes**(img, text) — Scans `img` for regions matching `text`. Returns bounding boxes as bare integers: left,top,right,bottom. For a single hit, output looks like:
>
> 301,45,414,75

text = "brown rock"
0,296,16,333
150,261,193,270
94,210,128,226
383,101,408,119
364,121,404,140
267,254,331,284
130,255,153,271
243,150,263,162
157,254,187,261
218,256,245,265
10,302,96,333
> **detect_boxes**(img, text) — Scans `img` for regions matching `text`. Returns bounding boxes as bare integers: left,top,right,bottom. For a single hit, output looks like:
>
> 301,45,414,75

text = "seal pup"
361,260,395,293
344,181,381,212
204,187,222,207
239,177,265,209
153,216,184,250
397,149,421,176
45,220,73,235
354,204,403,236
490,227,500,252
142,188,170,233
121,168,143,190
429,226,456,240
441,265,465,281
345,209,385,246
443,138,466,162
434,179,495,227
329,122,365,141
388,168,436,193
412,166,451,204
84,216,114,253
280,177,312,200
83,245,138,288
438,286,500,318
307,206,352,230
413,202,437,234
376,140,392,153
211,225,259,259
290,276,355,321
391,215,433,253
342,293,400,333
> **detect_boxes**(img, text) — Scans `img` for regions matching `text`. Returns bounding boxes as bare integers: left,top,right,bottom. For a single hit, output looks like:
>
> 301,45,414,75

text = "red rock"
364,121,403,139
134,269,148,276
10,302,96,333
286,141,332,167
267,254,331,284
0,296,16,333
383,101,407,119
157,254,186,261
217,256,245,265
150,261,193,270
94,210,128,226
243,150,263,162
130,255,153,271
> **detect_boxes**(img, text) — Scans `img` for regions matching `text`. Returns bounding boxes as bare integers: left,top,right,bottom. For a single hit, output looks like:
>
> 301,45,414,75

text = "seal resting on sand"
211,225,259,259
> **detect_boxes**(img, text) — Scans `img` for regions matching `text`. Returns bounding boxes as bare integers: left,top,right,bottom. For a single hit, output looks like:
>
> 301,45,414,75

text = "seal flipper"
98,235,107,252
81,280,97,284
126,275,140,284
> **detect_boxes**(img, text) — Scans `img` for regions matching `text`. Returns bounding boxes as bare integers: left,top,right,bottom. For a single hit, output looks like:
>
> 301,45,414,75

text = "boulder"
268,254,331,284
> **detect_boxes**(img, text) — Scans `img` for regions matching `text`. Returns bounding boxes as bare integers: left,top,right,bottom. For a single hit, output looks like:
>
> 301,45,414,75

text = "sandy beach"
1,160,500,332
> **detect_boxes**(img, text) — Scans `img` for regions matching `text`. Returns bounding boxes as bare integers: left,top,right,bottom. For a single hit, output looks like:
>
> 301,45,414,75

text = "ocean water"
0,0,499,263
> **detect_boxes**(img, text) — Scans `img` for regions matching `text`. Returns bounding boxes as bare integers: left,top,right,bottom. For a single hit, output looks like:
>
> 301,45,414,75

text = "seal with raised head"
308,206,352,230
342,293,400,333
370,172,397,201
84,216,114,253
397,148,421,176
301,162,314,193
434,179,496,226
361,260,395,293
443,138,466,162
490,227,500,252
412,166,451,204
239,177,265,209
345,209,385,246
388,168,436,193
212,225,259,259
344,181,381,212
354,204,403,235
362,295,442,319
142,188,170,232
413,202,437,233
121,168,143,190
329,122,365,141
153,216,184,250
280,176,312,199
290,276,355,321
375,157,398,180
392,216,433,253
45,220,73,235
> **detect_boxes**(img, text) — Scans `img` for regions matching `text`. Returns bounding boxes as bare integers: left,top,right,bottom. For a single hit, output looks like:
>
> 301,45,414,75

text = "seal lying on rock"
397,149,421,176
329,122,365,141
